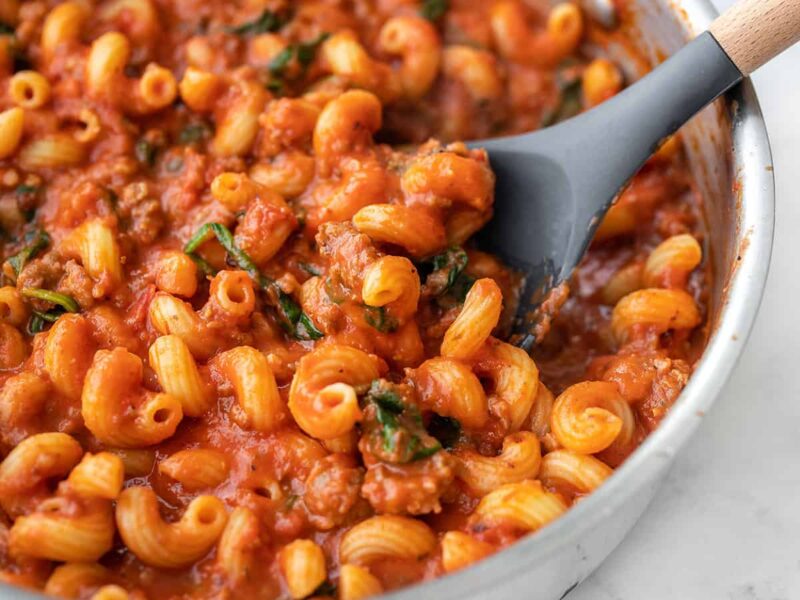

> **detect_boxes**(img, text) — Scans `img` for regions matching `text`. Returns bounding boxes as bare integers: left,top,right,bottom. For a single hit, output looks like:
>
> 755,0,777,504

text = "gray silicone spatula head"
473,0,800,349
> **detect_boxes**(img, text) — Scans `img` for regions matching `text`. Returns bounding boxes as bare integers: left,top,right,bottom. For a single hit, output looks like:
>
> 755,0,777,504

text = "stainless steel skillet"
384,0,775,597
0,1,774,599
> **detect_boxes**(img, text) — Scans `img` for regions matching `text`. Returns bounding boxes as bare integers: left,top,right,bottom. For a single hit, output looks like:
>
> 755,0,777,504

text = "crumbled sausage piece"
639,358,691,431
303,454,363,530
316,222,379,292
57,260,95,309
118,182,164,245
361,451,456,515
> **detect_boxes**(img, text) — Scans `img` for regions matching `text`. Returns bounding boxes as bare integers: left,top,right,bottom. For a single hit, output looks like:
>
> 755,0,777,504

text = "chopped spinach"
363,305,398,333
420,0,448,21
431,247,468,291
268,46,294,75
366,380,405,413
22,289,79,333
0,22,13,36
15,184,38,196
296,33,330,68
184,223,322,340
21,288,80,313
362,380,442,463
228,10,288,36
7,228,50,276
425,246,474,301
178,123,211,145
267,33,330,84
26,314,47,334
134,139,157,167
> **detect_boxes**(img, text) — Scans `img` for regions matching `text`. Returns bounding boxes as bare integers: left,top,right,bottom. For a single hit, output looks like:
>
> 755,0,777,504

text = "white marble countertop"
572,1,800,598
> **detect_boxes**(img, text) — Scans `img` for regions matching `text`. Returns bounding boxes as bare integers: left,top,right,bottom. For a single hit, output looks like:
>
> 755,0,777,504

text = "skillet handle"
710,0,800,75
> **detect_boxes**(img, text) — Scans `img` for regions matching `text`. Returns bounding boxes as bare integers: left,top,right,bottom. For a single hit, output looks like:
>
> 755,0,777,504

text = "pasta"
0,1,710,597
115,487,228,568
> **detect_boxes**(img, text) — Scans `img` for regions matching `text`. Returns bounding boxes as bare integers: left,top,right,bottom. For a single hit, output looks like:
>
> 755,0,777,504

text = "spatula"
475,0,800,348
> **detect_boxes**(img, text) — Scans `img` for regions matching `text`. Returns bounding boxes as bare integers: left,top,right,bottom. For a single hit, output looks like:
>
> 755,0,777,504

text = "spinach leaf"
362,380,442,463
229,10,287,36
26,313,47,334
268,47,294,75
426,246,472,299
21,287,79,333
7,228,50,276
178,123,211,145
268,33,330,78
134,139,157,167
363,305,398,333
184,223,323,340
432,247,468,290
21,288,80,313
366,380,405,413
296,33,330,68
15,184,38,196
420,0,448,21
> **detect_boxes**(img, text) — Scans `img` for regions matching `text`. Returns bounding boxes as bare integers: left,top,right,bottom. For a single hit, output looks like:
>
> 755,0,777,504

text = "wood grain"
710,0,800,75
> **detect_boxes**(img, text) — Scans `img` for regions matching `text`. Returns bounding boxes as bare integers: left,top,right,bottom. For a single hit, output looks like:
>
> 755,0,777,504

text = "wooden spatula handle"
710,0,800,75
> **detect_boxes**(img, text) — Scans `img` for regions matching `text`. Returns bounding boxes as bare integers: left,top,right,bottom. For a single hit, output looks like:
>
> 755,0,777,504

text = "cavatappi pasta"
0,1,709,598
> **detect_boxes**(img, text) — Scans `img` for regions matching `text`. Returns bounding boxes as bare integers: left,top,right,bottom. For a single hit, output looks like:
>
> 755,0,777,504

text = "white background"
572,0,800,598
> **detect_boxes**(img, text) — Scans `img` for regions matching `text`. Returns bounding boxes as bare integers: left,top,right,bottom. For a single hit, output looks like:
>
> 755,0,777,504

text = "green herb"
0,22,14,36
427,414,461,449
363,381,442,463
134,139,156,167
420,0,448,21
366,380,405,413
432,247,468,291
26,313,48,334
268,33,330,77
21,288,79,334
298,262,322,277
542,76,583,127
229,10,287,36
178,123,211,145
285,494,299,509
408,436,442,461
7,228,50,276
374,400,401,453
185,222,268,286
426,246,473,299
363,305,398,333
21,288,80,313
184,223,322,340
268,47,294,75
15,184,38,196
296,33,329,67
